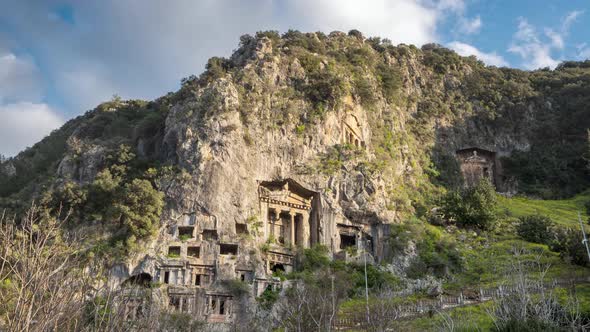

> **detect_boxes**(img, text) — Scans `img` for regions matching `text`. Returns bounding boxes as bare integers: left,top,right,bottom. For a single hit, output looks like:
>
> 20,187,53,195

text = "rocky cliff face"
1,30,588,325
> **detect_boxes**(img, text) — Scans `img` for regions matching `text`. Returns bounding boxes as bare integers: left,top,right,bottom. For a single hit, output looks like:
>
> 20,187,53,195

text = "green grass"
498,190,590,227
446,235,590,291
392,302,495,331
397,285,590,331
574,284,590,314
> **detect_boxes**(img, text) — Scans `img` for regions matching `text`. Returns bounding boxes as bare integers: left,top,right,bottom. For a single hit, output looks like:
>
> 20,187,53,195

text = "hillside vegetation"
0,30,589,331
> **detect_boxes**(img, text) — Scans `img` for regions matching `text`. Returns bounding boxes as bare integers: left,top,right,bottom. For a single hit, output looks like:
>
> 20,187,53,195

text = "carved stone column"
290,212,295,246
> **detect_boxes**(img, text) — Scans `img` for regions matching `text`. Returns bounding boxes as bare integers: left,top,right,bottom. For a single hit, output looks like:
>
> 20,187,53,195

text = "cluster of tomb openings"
208,295,231,316
267,209,306,246
162,268,212,286
346,131,361,148
220,243,238,255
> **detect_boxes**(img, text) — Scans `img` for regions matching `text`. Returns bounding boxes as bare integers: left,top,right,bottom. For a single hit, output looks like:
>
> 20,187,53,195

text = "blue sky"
1,0,589,156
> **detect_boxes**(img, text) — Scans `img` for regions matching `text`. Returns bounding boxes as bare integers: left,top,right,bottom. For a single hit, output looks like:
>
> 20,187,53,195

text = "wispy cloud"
509,11,583,69
448,41,508,67
457,15,482,35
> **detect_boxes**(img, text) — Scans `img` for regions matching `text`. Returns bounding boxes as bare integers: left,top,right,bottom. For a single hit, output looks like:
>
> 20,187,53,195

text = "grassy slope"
395,194,590,330
394,285,590,331
498,191,590,227
447,192,590,289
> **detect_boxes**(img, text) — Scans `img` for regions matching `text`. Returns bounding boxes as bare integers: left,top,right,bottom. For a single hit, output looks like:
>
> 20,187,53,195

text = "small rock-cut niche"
122,273,152,288
187,246,200,258
235,223,248,235
178,226,194,239
339,233,356,249
168,246,181,257
236,269,253,283
202,229,218,241
270,263,285,273
219,243,238,255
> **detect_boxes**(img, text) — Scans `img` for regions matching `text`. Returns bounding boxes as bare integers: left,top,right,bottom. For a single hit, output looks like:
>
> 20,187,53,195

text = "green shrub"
551,228,590,267
347,29,364,40
389,224,415,256
179,234,192,242
353,75,375,106
159,312,205,332
257,286,280,310
200,57,232,83
441,179,498,230
282,30,325,53
255,30,281,48
299,245,330,271
116,179,164,239
491,318,561,332
350,264,402,292
410,229,462,278
516,214,554,245
377,63,402,102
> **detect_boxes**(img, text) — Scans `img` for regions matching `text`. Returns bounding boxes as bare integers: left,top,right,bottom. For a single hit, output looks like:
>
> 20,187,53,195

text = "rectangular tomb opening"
187,246,200,258
340,233,356,249
168,246,181,257
178,226,194,240
235,223,248,235
219,243,238,256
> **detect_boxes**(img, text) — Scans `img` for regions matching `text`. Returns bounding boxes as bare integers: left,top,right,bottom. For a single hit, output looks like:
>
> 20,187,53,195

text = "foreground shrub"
441,179,498,230
516,214,554,245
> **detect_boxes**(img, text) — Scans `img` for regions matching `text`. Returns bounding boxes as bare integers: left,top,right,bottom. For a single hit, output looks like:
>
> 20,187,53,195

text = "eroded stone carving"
456,147,497,188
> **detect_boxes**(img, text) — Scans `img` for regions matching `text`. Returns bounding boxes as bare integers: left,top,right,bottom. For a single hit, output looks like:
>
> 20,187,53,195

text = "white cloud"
0,50,63,156
448,41,508,67
457,15,482,35
509,11,583,69
283,0,440,46
0,102,63,156
563,10,584,31
544,28,564,49
0,52,43,103
577,43,590,60
509,18,559,69
0,0,476,155
0,0,471,114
